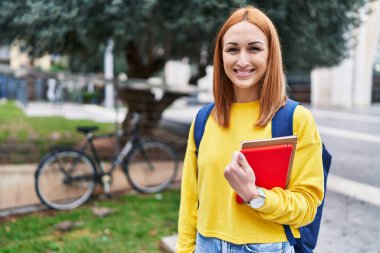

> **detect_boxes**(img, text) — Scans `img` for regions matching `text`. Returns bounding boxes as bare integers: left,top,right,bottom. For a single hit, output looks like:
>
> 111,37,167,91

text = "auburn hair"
212,5,287,128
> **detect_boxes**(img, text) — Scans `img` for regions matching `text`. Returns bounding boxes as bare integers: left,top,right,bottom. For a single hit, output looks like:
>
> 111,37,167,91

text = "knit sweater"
176,101,324,253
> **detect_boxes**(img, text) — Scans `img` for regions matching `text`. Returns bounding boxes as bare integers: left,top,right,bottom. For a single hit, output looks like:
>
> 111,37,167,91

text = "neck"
233,87,259,103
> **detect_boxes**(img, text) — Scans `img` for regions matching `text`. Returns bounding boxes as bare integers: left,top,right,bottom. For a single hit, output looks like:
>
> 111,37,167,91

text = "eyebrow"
248,41,264,45
224,41,264,46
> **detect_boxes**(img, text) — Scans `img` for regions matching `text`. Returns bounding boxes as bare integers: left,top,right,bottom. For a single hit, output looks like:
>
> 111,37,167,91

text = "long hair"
212,6,287,128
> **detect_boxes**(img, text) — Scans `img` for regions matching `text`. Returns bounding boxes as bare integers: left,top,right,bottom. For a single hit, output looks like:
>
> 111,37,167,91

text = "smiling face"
222,21,269,102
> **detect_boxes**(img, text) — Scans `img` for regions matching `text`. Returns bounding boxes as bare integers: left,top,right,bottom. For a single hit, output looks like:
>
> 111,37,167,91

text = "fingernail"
238,152,244,161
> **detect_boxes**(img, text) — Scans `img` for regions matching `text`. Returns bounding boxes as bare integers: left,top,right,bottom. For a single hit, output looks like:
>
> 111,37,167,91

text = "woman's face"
222,21,268,102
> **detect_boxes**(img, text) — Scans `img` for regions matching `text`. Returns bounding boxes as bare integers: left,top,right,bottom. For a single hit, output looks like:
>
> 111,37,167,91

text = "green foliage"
0,190,180,253
0,101,115,163
82,90,103,104
50,63,68,73
254,0,369,70
0,0,369,75
0,101,114,143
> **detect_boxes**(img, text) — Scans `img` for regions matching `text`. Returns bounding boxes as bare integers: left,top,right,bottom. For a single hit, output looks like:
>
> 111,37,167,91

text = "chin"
233,79,258,89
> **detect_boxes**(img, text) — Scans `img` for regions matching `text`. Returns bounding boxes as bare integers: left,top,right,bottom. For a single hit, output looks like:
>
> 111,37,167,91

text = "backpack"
193,99,332,253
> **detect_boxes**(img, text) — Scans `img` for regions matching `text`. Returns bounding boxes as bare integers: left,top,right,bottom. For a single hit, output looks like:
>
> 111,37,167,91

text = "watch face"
249,188,266,208
249,197,265,208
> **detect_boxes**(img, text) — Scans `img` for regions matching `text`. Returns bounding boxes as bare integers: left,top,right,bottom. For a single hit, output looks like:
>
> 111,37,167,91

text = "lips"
234,68,255,78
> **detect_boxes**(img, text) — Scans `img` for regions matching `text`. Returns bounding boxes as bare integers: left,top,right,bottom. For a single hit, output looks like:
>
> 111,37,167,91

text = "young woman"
177,6,324,253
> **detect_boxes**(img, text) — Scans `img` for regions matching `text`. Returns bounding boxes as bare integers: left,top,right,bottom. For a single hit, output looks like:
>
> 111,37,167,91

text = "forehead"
223,21,268,45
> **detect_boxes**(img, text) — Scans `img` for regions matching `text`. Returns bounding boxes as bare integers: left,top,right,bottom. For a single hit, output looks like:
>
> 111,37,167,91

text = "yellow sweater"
176,101,324,253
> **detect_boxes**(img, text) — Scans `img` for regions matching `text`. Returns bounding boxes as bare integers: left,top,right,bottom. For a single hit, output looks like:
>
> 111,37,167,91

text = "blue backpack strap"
274,99,333,252
194,103,215,154
272,99,299,138
272,99,299,247
294,144,332,253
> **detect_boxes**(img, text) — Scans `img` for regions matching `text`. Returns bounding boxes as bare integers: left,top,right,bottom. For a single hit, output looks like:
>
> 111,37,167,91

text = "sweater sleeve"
176,121,199,253
256,106,324,227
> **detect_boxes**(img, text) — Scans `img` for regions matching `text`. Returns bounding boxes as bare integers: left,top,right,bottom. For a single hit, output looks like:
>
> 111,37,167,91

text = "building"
312,0,380,107
0,42,51,72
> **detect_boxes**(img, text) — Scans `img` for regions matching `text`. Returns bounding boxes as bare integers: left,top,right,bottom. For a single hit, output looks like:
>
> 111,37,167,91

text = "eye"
249,46,261,52
225,47,239,53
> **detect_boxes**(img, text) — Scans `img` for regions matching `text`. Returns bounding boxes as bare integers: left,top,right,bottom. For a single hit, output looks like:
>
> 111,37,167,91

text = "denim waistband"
195,232,294,253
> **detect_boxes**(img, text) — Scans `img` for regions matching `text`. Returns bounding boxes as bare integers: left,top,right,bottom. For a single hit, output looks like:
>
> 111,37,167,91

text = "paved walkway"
23,102,127,123
22,99,204,127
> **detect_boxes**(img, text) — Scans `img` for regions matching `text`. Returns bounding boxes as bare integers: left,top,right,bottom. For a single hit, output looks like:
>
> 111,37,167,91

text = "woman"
177,5,324,253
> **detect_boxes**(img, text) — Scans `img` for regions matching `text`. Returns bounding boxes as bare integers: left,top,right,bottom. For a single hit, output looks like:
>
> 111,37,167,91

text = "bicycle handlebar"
131,112,140,127
78,112,140,140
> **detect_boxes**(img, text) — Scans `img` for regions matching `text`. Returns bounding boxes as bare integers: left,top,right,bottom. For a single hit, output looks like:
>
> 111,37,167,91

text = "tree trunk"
118,86,190,136
125,41,165,78
189,63,207,85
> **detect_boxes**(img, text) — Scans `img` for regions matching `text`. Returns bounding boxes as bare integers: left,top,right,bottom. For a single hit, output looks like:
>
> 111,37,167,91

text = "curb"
160,234,178,253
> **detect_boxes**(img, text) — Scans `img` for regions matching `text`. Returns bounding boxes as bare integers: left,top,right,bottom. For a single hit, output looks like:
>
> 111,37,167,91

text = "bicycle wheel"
35,149,97,210
125,141,179,193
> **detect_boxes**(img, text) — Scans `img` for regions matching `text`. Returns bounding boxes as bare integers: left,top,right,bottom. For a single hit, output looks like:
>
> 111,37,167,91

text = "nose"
236,51,250,68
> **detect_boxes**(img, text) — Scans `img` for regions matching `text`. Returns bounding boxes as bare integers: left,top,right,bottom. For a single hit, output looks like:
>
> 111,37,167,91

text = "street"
311,105,380,253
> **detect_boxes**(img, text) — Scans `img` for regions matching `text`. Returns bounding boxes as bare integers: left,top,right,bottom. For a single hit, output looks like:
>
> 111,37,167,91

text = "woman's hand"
224,151,259,202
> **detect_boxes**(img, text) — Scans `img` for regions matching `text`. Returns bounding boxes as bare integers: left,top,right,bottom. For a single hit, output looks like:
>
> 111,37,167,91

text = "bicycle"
34,113,179,210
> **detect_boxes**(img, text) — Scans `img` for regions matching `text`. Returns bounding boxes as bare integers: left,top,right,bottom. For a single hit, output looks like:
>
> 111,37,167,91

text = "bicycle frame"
78,125,143,178
35,112,178,210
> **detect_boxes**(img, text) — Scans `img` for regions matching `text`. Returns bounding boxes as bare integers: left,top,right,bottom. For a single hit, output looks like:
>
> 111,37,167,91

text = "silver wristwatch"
247,187,266,209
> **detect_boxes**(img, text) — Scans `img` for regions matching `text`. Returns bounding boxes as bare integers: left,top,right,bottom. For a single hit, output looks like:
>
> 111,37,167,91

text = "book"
236,135,297,204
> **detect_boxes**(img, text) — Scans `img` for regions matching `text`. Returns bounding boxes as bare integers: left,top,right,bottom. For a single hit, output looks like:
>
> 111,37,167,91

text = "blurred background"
0,1,380,252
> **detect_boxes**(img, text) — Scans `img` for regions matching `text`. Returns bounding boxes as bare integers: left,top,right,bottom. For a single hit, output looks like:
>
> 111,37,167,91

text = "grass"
0,100,114,143
0,189,180,253
0,100,116,163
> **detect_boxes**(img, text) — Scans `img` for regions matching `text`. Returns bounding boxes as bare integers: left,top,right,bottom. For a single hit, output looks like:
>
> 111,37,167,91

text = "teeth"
236,70,253,76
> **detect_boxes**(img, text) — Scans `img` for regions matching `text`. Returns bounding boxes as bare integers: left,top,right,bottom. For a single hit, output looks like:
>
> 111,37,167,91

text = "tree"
258,0,370,71
0,0,369,80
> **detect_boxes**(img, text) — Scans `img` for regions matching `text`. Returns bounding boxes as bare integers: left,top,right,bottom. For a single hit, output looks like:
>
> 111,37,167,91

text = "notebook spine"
285,140,297,188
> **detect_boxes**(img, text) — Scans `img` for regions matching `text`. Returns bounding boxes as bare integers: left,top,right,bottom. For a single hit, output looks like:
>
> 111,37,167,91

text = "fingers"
230,151,240,167
224,151,257,201
224,152,250,179
224,153,245,179
236,151,253,174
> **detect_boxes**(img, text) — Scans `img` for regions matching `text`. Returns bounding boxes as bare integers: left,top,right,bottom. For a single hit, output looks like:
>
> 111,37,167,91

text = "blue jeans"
195,233,294,253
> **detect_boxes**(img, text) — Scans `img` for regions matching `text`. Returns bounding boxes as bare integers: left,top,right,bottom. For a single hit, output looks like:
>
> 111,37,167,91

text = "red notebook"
236,136,297,204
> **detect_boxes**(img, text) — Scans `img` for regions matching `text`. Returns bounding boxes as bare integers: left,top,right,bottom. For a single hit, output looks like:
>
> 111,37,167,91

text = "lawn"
0,189,180,253
0,100,115,163
0,100,182,252
0,100,114,143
